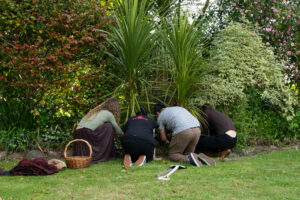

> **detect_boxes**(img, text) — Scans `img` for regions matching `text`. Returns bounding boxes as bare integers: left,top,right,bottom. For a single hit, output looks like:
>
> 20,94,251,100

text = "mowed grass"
0,150,299,200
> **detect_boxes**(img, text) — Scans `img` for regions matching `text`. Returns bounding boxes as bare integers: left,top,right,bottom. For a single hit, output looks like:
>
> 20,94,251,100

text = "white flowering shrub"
198,23,296,118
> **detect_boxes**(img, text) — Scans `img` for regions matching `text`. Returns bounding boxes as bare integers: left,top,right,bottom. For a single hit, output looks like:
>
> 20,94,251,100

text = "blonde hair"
81,98,121,124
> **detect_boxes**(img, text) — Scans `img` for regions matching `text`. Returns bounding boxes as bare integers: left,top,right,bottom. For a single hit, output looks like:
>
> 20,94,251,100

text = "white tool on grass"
156,165,187,180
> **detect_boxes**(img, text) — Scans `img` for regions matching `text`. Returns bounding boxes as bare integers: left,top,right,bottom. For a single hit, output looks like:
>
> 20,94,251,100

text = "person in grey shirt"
154,103,216,166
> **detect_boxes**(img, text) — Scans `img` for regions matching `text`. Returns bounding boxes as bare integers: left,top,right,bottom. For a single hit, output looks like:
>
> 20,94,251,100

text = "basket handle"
64,139,93,159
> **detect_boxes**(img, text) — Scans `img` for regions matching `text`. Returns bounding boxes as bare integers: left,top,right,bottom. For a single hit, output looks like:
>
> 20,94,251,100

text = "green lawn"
0,150,299,200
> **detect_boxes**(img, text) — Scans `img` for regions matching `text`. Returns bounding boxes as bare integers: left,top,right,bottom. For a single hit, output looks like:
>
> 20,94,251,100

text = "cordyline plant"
105,0,157,120
160,12,206,117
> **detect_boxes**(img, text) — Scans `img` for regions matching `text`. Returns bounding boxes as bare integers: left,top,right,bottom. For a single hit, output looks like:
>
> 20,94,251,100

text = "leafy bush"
37,127,72,150
222,0,299,85
0,0,111,103
217,100,252,149
0,0,115,149
0,99,35,130
198,22,297,119
0,128,36,152
0,98,73,151
220,87,300,147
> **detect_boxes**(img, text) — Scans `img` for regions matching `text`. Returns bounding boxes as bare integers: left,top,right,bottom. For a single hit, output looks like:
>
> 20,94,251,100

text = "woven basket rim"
64,139,93,159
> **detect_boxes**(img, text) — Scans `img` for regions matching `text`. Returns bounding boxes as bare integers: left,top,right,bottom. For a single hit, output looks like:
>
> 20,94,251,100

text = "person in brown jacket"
196,104,237,158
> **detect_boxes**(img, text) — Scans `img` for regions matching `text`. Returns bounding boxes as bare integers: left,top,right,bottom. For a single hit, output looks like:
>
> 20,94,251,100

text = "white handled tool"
157,165,187,180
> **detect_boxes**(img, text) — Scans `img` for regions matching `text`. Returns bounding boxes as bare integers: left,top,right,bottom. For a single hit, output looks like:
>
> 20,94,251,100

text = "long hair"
81,98,121,124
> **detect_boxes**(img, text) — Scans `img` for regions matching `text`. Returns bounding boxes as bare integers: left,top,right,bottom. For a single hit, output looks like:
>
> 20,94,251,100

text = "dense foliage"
198,22,299,146
0,0,115,151
199,23,297,118
221,87,300,147
106,0,158,120
159,13,206,117
0,0,298,152
211,0,299,86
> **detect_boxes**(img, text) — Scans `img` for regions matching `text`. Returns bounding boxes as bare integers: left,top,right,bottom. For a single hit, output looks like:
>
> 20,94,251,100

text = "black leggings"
196,134,237,153
121,137,154,163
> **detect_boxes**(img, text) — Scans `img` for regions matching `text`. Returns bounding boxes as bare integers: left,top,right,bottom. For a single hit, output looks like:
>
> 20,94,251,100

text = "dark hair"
154,102,166,113
202,103,214,111
136,107,148,116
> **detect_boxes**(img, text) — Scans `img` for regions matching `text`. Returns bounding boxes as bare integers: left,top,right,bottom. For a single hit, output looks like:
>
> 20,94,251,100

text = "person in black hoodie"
121,107,158,167
196,104,237,157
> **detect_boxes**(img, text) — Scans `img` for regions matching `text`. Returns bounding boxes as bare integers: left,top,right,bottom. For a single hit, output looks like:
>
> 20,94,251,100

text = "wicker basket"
64,139,93,169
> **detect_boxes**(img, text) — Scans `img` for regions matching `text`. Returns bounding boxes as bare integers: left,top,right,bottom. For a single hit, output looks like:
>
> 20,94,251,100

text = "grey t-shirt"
157,106,200,136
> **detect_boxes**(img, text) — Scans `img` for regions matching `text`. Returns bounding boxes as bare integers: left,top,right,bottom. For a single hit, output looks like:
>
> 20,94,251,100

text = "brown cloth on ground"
9,158,58,176
73,122,116,164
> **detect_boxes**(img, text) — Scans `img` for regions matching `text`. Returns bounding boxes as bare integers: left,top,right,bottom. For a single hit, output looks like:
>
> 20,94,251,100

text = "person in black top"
121,107,158,166
196,104,237,157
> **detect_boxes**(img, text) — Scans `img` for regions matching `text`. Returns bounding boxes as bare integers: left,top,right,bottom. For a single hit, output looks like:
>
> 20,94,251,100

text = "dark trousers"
73,123,116,164
196,134,237,153
121,137,154,163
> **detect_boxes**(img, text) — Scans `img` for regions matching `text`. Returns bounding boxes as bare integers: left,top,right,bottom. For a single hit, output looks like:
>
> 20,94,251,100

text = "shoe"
219,149,231,162
188,153,202,167
220,149,231,158
198,153,216,166
123,154,133,167
135,155,146,166
207,149,231,158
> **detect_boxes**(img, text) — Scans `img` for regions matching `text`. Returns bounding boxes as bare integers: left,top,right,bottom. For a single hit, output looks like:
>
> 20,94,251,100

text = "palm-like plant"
161,13,205,115
105,0,157,120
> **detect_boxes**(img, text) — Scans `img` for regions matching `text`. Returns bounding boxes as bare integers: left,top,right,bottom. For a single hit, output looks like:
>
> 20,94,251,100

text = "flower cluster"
227,0,298,84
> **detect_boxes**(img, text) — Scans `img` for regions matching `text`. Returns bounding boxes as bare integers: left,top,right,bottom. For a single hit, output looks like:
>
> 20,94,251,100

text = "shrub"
0,99,35,131
0,128,36,152
198,22,297,119
0,0,111,104
222,0,299,85
219,87,300,147
0,0,115,149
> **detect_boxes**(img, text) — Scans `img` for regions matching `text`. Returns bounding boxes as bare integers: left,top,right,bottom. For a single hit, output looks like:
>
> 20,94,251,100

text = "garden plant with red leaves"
0,0,115,150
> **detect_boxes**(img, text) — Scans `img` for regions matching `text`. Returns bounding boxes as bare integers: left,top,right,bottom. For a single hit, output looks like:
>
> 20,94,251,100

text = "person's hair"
136,107,148,116
202,103,214,111
81,98,121,123
154,102,166,114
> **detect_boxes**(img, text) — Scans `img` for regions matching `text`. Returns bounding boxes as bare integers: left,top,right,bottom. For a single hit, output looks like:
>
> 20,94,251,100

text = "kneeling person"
122,108,158,167
155,103,216,167
196,104,237,158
